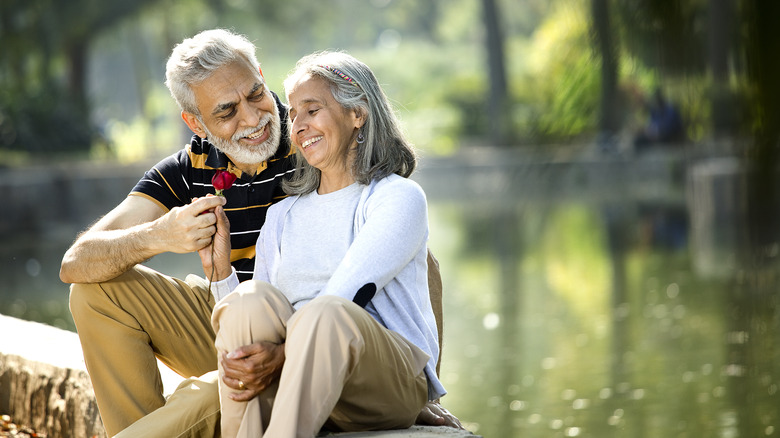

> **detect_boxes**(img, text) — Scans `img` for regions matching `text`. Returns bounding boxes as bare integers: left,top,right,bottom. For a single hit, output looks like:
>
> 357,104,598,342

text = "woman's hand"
220,341,285,401
197,198,233,281
416,400,464,429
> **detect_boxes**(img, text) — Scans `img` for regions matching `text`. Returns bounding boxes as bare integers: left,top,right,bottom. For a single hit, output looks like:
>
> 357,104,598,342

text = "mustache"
232,113,274,142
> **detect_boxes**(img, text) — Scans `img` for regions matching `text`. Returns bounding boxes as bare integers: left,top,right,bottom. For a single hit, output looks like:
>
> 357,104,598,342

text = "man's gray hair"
165,29,261,115
282,51,416,195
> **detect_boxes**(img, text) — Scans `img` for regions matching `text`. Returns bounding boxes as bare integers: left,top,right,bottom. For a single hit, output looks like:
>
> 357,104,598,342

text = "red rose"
212,169,237,196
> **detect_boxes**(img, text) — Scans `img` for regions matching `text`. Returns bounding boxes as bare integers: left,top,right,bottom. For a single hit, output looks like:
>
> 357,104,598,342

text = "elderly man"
60,29,456,437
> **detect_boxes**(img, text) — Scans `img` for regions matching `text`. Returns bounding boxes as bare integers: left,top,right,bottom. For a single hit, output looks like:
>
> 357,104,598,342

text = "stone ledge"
324,426,477,437
0,315,478,438
0,314,108,438
0,353,105,438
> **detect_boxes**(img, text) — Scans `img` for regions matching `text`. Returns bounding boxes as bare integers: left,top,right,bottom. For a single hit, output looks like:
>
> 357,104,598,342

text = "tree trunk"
66,40,89,114
709,0,736,138
481,0,511,146
591,0,620,144
744,0,780,250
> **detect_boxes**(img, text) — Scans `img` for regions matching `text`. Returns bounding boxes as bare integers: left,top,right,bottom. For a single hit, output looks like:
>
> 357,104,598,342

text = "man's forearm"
60,226,161,284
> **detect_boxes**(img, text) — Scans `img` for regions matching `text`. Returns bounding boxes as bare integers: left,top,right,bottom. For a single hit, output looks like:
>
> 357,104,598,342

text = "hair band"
319,65,361,89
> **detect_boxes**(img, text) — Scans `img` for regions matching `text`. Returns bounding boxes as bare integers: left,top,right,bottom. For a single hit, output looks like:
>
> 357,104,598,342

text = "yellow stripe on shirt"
188,148,212,170
231,245,256,263
153,167,185,204
224,195,288,212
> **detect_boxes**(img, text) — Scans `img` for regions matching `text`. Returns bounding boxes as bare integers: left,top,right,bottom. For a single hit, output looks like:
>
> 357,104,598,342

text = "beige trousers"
69,265,220,437
212,281,429,438
69,252,441,437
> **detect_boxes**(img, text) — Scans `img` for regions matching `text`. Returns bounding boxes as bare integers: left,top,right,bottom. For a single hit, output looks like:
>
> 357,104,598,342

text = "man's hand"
220,341,285,402
61,195,225,284
416,400,464,429
152,196,226,255
197,199,232,281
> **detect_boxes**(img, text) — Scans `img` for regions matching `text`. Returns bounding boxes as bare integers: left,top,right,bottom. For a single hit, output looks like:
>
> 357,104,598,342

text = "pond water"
2,153,779,437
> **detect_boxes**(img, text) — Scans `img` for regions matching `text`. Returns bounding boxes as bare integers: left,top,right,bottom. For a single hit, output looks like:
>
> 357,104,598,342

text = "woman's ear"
353,108,367,129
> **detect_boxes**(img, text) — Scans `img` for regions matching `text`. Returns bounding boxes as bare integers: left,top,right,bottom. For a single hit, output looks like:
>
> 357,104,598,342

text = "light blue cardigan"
213,174,446,400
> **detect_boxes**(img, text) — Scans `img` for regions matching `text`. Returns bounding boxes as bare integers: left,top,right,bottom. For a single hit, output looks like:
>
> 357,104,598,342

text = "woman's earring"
357,132,365,144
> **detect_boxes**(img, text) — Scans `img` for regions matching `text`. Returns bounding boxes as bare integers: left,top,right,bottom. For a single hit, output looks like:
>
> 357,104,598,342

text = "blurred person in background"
633,87,685,150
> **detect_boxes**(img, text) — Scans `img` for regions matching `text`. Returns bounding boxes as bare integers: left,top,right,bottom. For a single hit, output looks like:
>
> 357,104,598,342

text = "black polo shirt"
130,96,294,281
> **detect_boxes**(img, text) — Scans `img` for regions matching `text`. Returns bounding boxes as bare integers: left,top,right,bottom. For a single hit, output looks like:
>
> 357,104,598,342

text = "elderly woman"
202,51,452,438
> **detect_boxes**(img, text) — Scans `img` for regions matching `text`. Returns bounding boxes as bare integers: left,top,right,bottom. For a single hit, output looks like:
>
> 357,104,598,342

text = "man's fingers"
190,195,226,215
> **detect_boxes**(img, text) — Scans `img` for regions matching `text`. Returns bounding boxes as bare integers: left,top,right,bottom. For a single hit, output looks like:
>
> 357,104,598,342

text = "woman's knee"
288,296,362,337
211,281,291,345
295,295,351,318
213,281,286,319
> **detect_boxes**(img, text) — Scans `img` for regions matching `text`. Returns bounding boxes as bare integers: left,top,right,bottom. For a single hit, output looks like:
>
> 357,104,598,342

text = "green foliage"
615,0,709,74
0,0,159,156
0,89,95,155
3,0,762,159
520,1,601,142
354,40,485,151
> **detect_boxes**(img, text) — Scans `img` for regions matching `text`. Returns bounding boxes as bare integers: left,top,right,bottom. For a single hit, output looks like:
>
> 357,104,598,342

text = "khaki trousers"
69,252,441,437
212,281,429,438
69,265,220,437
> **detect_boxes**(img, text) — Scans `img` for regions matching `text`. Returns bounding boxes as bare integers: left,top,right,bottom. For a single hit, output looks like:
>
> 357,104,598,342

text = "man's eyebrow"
248,82,263,95
211,82,264,116
212,100,237,117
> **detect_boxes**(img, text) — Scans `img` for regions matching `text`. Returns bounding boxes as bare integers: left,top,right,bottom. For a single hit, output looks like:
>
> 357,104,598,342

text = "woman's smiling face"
288,75,363,180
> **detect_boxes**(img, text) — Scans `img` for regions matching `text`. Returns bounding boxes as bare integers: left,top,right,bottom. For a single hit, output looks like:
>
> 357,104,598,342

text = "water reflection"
2,154,779,437
422,155,778,437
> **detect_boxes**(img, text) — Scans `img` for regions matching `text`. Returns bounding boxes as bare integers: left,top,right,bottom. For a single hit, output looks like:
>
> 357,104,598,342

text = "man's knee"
68,282,101,322
68,267,148,320
114,372,221,438
169,371,221,411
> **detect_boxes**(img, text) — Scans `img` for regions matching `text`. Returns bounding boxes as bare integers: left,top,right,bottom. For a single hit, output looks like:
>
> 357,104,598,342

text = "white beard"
202,103,281,166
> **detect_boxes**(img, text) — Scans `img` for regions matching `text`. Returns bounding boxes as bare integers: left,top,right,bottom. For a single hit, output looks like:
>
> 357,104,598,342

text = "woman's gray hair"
165,29,260,115
282,51,417,195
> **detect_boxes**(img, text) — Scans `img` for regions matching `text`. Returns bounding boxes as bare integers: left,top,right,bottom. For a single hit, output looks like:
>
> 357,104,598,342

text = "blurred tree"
481,0,512,146
615,0,708,75
0,0,157,155
524,1,600,141
742,0,780,250
708,0,739,138
591,0,620,145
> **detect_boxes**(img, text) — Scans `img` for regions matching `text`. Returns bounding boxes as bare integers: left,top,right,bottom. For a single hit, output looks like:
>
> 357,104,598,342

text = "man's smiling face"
186,59,281,169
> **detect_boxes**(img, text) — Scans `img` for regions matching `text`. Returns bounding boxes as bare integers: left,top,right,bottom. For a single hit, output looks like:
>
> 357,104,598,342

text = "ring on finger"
238,380,246,390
